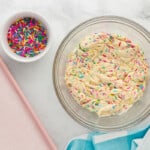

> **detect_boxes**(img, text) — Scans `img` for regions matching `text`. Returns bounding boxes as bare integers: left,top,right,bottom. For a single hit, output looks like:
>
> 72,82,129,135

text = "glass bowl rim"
53,15,150,132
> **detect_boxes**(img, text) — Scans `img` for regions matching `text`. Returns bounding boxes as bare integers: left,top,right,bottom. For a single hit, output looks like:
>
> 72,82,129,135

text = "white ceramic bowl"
1,11,50,63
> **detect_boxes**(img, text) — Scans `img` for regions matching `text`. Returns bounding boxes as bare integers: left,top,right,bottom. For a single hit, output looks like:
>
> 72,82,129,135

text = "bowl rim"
53,15,150,131
1,10,51,63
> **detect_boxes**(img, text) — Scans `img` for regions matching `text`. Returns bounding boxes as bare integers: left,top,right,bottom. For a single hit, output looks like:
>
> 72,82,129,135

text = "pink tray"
0,58,57,150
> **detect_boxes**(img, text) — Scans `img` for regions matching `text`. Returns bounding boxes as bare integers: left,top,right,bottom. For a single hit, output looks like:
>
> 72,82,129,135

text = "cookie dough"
65,33,149,117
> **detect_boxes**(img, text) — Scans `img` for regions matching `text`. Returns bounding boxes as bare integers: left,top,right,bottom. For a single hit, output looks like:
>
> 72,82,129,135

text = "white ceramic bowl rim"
1,11,51,63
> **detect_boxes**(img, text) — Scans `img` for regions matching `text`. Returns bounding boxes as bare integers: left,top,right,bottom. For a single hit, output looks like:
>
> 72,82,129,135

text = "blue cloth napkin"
66,126,150,150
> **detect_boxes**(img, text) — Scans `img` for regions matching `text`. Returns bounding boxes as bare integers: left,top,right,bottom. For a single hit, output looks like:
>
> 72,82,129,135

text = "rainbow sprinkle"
7,17,48,57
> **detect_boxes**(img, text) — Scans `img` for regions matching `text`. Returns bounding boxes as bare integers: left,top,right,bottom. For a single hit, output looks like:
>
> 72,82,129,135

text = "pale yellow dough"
65,33,149,117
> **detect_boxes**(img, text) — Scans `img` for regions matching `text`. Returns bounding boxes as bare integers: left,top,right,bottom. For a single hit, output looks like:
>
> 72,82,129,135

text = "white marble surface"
0,0,150,149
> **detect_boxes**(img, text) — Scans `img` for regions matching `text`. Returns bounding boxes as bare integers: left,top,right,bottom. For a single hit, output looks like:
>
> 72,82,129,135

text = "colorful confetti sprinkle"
7,17,48,57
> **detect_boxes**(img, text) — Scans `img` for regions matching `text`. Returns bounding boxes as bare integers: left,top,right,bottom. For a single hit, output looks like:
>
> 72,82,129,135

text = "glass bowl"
53,16,150,131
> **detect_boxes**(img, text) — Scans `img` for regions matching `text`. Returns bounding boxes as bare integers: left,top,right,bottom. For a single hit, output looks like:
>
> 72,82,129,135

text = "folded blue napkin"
66,126,150,150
